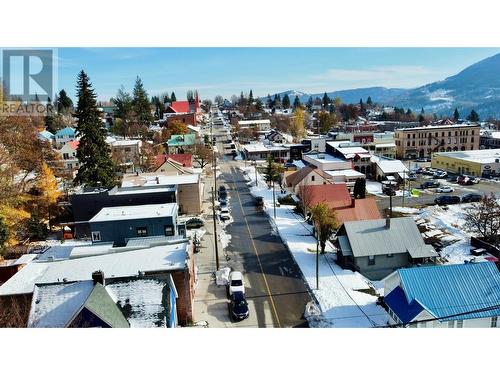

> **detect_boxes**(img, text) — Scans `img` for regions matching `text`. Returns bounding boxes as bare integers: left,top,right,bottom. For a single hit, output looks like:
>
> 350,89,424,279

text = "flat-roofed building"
394,124,480,159
431,149,500,177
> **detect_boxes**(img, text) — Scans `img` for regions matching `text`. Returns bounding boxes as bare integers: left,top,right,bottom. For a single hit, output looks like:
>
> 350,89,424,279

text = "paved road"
219,161,311,328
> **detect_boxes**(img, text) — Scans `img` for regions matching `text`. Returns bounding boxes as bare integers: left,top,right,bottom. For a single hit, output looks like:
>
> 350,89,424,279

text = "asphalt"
220,161,312,328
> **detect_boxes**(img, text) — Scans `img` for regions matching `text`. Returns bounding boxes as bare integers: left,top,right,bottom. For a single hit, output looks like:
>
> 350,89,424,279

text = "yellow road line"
229,170,282,328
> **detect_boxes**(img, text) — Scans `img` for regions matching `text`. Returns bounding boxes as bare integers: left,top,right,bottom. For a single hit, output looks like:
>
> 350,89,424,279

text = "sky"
55,48,500,102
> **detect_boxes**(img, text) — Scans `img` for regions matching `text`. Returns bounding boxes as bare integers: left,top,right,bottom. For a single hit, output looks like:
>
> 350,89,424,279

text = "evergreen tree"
322,92,330,108
171,92,177,102
467,109,479,122
113,86,133,120
353,178,366,199
306,97,313,111
255,98,263,111
74,70,116,188
248,89,254,104
406,108,412,116
420,107,425,115
359,98,365,114
266,94,272,108
282,94,290,109
366,96,373,106
293,95,300,109
0,215,8,255
453,108,460,122
57,89,73,113
187,90,194,103
132,76,153,125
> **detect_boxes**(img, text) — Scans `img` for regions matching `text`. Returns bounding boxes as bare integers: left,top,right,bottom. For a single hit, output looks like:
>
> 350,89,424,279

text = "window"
311,175,315,182
136,227,148,237
491,316,498,328
387,253,393,258
164,225,174,236
91,231,101,241
447,320,454,328
456,320,463,328
368,255,375,265
63,153,69,160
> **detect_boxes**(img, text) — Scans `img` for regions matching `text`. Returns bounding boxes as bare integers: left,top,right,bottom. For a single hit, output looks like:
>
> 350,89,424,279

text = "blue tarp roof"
398,262,500,322
385,286,424,324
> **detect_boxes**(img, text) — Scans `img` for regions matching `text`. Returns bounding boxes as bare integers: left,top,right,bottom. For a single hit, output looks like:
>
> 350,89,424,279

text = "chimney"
385,215,391,229
92,270,105,286
156,176,160,184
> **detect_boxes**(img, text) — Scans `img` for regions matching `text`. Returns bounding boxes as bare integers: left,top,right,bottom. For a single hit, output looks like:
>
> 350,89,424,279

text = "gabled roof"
168,101,190,113
28,280,129,328
334,197,382,225
398,262,500,322
340,217,437,258
304,184,351,209
55,127,76,137
384,286,424,324
286,166,331,188
167,134,196,146
155,153,193,168
67,140,79,150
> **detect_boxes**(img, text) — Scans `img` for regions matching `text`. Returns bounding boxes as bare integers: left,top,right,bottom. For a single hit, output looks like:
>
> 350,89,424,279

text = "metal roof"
398,262,500,321
341,217,431,257
385,286,424,324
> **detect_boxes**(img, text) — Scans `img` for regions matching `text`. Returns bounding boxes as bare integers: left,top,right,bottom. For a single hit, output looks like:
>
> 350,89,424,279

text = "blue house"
384,262,500,328
55,126,77,147
89,203,179,246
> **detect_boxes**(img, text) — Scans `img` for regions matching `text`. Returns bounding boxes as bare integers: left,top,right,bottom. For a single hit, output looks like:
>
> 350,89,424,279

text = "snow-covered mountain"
267,53,500,118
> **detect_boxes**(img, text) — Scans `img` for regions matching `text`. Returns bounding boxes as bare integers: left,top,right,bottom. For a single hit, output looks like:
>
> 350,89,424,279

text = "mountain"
266,53,500,118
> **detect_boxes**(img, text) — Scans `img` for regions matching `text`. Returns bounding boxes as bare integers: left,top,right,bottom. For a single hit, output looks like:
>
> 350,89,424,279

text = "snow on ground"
238,165,391,328
366,181,383,195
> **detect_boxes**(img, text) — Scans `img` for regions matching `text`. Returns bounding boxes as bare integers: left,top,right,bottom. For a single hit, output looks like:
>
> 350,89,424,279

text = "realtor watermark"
1,48,57,116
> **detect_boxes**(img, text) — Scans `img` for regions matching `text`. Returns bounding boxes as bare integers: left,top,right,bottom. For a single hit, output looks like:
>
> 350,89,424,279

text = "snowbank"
238,165,390,327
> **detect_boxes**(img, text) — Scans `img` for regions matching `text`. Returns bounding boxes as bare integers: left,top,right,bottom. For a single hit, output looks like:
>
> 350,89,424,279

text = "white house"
58,140,79,171
384,262,500,328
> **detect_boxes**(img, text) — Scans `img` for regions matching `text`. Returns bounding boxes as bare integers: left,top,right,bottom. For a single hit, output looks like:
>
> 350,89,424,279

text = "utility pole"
211,187,220,271
255,161,258,187
316,222,320,290
389,183,393,218
272,179,276,219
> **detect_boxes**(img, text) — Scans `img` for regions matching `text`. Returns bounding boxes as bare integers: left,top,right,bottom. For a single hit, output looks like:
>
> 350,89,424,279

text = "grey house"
89,203,179,246
336,217,437,280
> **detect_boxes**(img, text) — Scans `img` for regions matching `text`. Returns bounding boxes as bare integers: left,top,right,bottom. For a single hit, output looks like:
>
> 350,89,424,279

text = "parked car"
254,196,264,207
434,195,461,205
470,177,481,184
456,175,474,185
218,185,227,193
433,171,448,179
420,181,440,189
220,208,231,220
185,217,205,229
218,190,228,200
407,173,417,181
219,200,228,210
228,271,245,296
436,185,454,193
461,193,483,203
416,157,429,162
229,291,249,321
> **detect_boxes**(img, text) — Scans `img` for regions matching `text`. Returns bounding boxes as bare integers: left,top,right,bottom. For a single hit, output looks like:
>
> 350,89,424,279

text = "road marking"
228,167,282,328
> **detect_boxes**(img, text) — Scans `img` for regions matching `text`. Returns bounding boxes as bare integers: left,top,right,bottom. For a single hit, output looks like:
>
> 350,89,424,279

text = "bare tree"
192,144,213,169
463,193,500,244
298,183,315,219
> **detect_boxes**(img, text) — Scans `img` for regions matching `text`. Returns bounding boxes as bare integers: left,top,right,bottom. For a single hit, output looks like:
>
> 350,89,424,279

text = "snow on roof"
303,153,347,164
111,139,142,147
0,241,188,296
243,143,289,153
238,119,271,125
89,203,178,223
55,127,76,136
375,142,396,148
111,185,177,195
324,169,366,178
397,124,479,132
371,155,409,174
121,173,199,187
433,149,500,164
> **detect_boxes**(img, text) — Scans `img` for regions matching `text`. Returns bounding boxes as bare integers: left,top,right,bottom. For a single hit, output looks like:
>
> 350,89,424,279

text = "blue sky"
56,48,500,102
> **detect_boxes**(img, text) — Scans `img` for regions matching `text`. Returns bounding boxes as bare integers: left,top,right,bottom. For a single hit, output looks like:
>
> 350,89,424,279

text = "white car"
228,271,245,296
436,185,454,193
220,208,231,221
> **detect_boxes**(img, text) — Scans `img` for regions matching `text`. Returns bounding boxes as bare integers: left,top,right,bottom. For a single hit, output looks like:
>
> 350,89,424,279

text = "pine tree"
74,70,116,188
266,94,272,108
322,92,330,108
467,109,479,122
453,108,460,122
132,76,153,125
366,96,373,106
293,95,300,109
171,92,177,102
282,94,290,109
248,89,254,104
57,89,73,113
255,98,263,111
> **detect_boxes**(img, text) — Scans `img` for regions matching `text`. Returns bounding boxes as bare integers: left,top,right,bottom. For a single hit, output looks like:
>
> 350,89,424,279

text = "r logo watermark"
0,48,57,116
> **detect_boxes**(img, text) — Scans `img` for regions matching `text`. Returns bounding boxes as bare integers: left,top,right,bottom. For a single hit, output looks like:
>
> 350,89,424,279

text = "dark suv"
434,195,460,205
420,181,440,189
461,193,482,203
